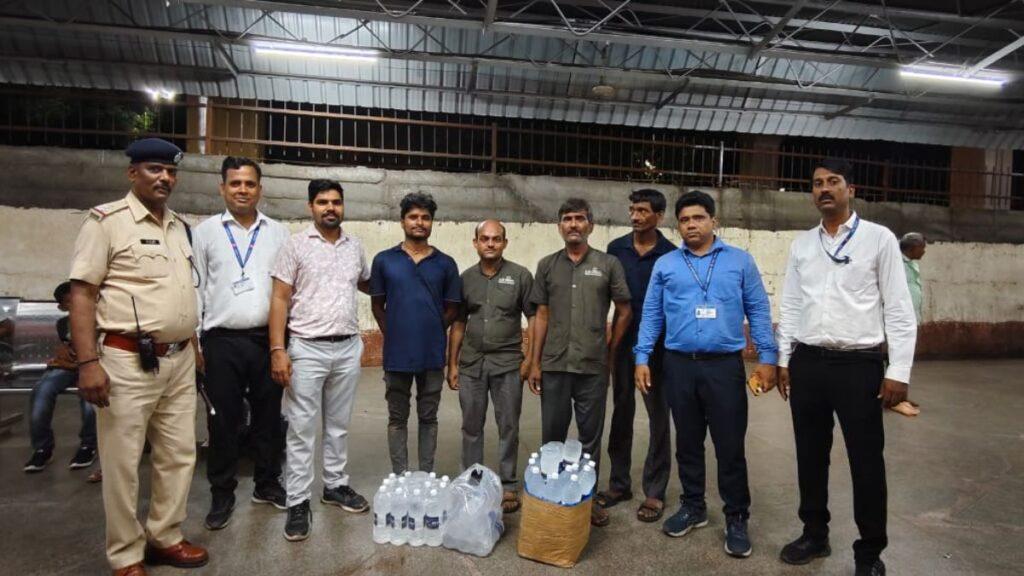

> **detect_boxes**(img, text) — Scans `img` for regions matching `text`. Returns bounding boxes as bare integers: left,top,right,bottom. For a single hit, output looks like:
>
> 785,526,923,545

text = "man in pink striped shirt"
268,179,371,542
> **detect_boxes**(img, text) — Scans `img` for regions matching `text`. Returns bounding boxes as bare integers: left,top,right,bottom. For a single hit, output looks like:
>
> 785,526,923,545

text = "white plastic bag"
441,464,504,557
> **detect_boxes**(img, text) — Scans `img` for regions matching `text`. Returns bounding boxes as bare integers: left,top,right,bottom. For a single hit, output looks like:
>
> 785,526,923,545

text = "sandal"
890,401,920,417
502,490,521,514
636,498,664,523
594,489,633,508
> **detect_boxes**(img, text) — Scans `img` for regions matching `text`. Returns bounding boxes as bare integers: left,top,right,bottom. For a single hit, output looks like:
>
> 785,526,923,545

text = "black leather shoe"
204,493,235,531
855,559,886,576
779,534,831,565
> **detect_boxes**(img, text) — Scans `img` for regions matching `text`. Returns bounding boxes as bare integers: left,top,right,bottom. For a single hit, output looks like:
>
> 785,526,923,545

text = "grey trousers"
459,366,523,487
284,337,363,507
540,370,608,471
385,370,444,473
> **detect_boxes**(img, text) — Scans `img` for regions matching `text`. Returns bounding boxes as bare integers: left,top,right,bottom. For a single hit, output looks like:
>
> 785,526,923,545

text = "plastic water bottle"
525,465,544,497
389,487,408,546
540,442,563,476
424,489,443,547
562,438,583,465
544,472,561,502
562,474,582,505
438,480,451,523
372,483,392,544
579,463,596,498
408,489,425,546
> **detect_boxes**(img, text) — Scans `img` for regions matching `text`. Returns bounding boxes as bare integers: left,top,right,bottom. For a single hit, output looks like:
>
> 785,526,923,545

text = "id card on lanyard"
224,221,261,295
683,249,720,320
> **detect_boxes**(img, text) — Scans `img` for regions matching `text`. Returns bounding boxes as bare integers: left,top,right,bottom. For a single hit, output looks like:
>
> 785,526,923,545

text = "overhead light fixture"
899,64,1008,88
253,41,379,63
144,88,177,102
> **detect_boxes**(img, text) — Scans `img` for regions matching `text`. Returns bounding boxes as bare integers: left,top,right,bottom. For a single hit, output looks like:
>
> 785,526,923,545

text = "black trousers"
201,329,284,497
540,371,608,471
789,344,887,565
606,348,671,500
662,350,750,518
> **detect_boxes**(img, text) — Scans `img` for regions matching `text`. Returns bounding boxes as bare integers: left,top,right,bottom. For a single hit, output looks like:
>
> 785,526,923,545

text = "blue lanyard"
223,220,261,277
819,215,859,264
681,249,720,301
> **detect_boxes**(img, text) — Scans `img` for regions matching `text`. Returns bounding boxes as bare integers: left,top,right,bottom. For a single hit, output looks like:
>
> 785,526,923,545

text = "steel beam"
967,34,1024,76
749,0,809,57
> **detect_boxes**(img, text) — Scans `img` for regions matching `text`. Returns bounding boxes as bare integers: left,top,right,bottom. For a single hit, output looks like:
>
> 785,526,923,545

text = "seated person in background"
23,281,98,473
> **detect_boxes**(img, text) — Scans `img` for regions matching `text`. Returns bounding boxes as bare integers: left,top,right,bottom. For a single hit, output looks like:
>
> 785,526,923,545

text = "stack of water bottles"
523,438,597,505
371,471,451,548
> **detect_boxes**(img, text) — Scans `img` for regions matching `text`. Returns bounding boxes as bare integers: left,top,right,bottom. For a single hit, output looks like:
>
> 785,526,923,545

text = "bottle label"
424,515,440,530
401,514,409,529
407,517,417,530
386,513,395,528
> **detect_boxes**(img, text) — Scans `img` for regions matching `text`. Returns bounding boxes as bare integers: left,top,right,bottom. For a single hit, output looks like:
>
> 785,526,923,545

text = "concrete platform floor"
2,360,1023,576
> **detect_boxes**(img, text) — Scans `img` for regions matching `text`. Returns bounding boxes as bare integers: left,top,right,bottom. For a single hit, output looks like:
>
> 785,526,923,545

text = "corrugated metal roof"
0,0,1023,148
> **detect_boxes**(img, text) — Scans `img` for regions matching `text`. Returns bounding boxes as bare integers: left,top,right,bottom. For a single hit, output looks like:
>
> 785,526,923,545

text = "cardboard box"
516,492,592,568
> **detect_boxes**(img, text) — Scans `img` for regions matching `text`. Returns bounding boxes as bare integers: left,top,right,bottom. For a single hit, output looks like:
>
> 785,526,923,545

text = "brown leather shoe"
112,563,147,576
143,540,209,568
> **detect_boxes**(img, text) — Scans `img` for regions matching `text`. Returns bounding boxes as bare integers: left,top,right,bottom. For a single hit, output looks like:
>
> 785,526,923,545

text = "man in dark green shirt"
447,220,536,514
528,198,633,527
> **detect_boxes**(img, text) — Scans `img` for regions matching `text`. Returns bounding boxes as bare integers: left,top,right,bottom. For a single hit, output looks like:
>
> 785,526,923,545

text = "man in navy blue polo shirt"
599,189,675,524
635,190,777,558
370,192,461,474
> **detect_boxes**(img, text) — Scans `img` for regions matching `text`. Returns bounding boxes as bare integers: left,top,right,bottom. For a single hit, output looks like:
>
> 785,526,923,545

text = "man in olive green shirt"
528,198,633,527
448,220,536,513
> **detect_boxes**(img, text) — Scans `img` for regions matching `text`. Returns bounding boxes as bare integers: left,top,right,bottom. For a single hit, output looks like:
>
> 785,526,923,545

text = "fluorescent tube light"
899,65,1008,88
253,41,379,63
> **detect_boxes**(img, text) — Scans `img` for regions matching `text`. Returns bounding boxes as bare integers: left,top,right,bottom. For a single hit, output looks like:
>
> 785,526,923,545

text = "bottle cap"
428,472,436,479
551,472,559,479
441,475,450,483
430,489,437,496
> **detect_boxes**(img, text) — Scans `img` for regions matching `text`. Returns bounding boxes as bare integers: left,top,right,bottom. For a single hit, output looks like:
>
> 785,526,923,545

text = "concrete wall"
2,146,1023,359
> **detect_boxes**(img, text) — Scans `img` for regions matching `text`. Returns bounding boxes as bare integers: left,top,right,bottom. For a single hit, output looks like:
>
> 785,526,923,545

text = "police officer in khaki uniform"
68,139,209,576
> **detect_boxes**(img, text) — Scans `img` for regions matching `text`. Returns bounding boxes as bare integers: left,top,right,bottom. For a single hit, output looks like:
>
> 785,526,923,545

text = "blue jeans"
29,368,96,452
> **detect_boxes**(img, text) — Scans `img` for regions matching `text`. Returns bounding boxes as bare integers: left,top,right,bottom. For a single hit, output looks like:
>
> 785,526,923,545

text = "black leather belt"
667,350,742,361
307,334,357,342
795,343,883,359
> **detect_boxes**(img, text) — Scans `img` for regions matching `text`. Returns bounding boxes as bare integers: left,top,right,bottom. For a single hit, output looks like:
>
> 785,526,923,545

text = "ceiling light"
899,64,1008,88
144,88,176,102
253,41,379,63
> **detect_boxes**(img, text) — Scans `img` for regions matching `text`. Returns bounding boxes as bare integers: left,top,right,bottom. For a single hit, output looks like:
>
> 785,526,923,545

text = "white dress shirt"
193,210,290,331
776,212,918,383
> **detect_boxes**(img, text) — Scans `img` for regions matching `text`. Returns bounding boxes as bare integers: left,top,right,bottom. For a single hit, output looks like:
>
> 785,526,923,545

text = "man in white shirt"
775,158,917,576
192,157,291,530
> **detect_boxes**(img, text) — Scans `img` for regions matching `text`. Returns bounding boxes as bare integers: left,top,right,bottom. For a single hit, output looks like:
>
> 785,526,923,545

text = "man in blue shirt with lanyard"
635,190,777,558
370,192,461,474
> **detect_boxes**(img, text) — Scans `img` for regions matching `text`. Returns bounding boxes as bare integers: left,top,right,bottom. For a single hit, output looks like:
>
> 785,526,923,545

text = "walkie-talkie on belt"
132,297,159,373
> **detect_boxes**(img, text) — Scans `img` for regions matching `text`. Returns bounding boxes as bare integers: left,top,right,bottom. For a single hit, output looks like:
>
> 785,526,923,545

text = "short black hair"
629,189,667,213
220,156,262,182
814,157,854,181
474,220,507,239
53,281,71,302
558,198,593,222
675,190,716,218
400,192,438,218
308,179,344,203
